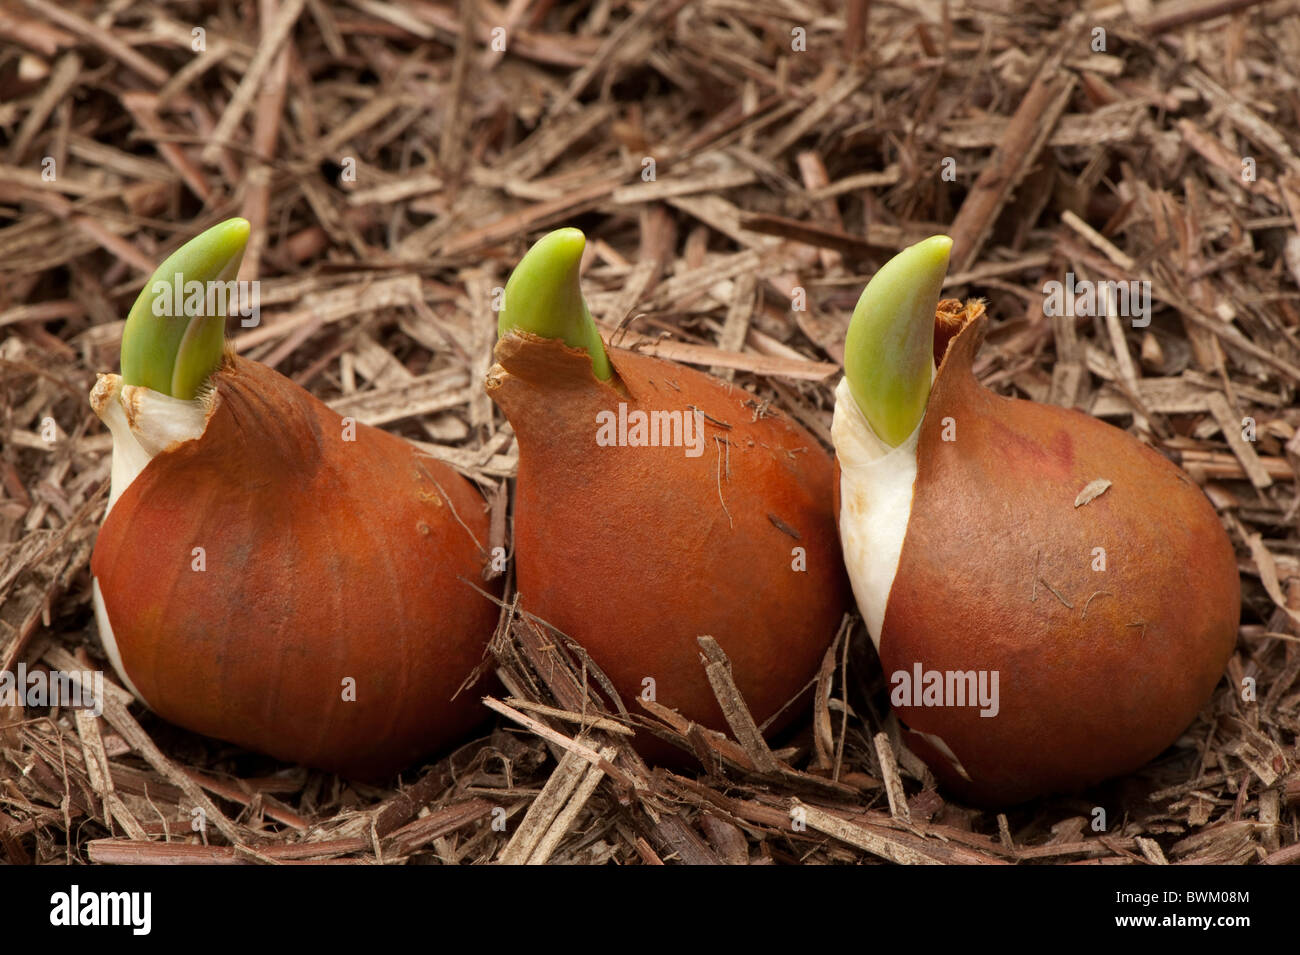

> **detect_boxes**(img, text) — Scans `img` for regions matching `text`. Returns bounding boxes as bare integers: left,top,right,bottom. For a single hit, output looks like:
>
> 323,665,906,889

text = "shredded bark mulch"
1,0,1298,864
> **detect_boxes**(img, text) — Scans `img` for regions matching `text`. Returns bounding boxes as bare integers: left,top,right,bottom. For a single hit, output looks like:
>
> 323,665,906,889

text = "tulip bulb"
833,237,1240,805
91,220,499,778
488,229,850,757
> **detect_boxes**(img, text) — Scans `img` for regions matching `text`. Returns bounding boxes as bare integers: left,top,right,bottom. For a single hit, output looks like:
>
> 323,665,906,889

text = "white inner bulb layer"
90,374,210,701
829,376,921,652
831,376,974,782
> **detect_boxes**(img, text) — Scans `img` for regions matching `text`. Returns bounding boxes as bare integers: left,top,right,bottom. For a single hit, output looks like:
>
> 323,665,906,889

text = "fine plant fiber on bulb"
90,219,501,779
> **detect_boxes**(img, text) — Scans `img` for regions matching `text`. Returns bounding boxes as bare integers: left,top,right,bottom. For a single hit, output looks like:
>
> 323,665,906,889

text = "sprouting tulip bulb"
498,227,612,380
844,235,953,447
833,233,1238,805
93,218,501,778
120,218,250,400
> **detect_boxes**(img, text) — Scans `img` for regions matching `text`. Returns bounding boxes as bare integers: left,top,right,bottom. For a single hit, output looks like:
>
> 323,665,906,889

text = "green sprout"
119,218,250,400
844,235,953,446
498,227,612,380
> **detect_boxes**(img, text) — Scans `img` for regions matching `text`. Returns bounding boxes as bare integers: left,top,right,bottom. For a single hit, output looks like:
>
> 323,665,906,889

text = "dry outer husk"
488,331,849,762
92,354,499,779
881,311,1240,806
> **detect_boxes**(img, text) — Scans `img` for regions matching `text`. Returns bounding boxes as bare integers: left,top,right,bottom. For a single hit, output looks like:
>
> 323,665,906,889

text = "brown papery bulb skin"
881,314,1240,806
92,355,498,779
489,333,850,759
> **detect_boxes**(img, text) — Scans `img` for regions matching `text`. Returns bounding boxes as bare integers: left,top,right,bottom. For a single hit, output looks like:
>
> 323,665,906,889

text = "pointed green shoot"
844,235,953,447
119,218,250,400
498,227,612,380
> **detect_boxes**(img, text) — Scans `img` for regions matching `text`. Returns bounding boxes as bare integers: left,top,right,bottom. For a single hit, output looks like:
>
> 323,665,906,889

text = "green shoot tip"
844,235,952,446
499,228,612,381
119,218,251,400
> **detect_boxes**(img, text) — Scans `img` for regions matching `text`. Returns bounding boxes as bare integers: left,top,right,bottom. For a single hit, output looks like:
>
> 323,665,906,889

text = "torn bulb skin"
91,219,499,780
834,236,1240,807
488,229,850,760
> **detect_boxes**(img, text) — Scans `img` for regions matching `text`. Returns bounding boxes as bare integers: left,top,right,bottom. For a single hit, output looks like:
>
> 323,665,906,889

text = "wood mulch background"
2,0,1299,864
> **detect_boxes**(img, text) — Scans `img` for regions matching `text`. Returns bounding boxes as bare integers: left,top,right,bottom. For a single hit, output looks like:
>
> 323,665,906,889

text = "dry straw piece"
2,0,1298,864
